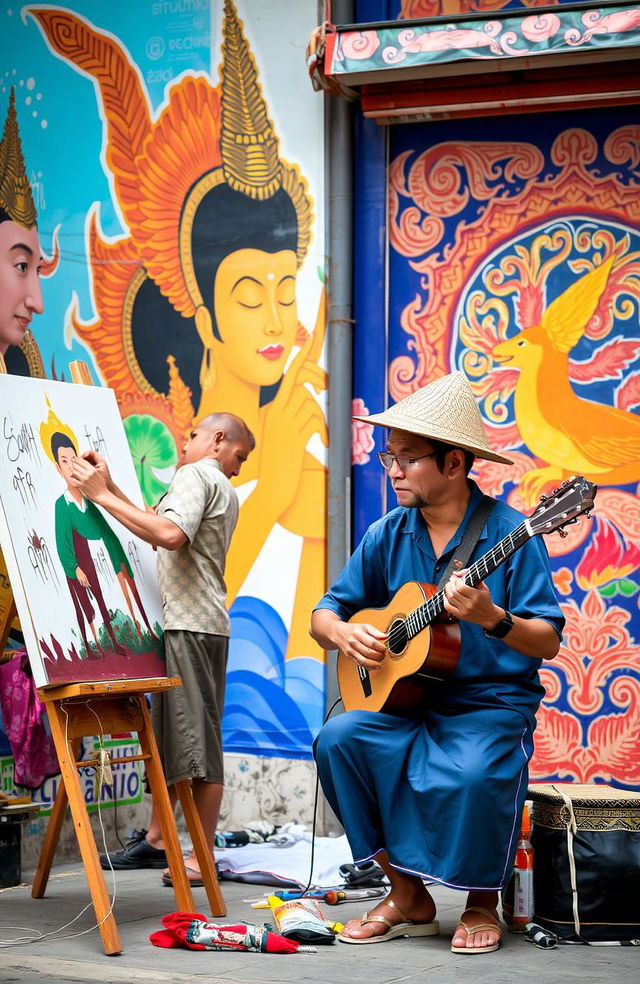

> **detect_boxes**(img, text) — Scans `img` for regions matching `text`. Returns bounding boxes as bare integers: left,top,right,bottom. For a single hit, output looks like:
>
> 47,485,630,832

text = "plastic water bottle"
512,803,535,928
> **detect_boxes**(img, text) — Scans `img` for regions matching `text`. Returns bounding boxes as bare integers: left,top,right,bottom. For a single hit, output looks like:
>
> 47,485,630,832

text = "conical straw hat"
353,372,513,465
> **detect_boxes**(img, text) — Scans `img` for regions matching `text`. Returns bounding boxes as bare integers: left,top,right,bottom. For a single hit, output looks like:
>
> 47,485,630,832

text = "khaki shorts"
151,630,228,786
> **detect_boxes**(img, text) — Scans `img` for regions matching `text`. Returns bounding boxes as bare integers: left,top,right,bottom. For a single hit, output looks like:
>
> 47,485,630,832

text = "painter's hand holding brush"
74,451,137,511
69,454,109,503
81,449,114,490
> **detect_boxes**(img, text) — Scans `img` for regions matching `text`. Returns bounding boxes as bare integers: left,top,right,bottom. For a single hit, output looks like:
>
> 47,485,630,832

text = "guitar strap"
436,494,497,590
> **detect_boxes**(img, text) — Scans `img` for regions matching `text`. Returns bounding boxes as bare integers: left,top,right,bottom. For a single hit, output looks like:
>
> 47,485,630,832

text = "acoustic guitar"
337,476,597,714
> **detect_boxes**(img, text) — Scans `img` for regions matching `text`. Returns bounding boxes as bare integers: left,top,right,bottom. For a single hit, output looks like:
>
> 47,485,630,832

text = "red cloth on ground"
150,912,307,953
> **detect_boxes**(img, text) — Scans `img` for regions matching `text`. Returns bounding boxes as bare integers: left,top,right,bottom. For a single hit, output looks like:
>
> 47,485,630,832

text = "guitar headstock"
528,476,597,536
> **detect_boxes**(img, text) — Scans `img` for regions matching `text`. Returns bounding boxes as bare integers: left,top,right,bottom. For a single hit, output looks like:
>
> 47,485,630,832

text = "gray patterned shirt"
156,458,238,635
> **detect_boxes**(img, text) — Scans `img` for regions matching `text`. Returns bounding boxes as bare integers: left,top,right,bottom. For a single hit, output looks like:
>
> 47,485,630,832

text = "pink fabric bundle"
0,651,59,788
150,912,316,953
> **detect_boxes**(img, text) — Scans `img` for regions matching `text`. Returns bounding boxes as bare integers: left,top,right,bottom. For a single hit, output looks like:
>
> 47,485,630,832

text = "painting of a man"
40,400,155,658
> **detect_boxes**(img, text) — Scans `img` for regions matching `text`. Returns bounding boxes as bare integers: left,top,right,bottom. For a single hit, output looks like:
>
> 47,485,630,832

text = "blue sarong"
315,696,533,892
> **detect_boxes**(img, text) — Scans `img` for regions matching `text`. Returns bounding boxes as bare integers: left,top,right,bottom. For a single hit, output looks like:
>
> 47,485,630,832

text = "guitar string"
385,521,530,651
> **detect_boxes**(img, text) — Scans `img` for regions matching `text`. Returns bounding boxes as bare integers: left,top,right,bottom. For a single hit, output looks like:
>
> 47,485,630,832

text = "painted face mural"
20,0,327,758
0,88,57,375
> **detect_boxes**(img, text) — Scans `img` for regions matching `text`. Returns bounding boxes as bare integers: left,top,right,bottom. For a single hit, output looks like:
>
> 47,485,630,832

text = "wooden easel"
0,359,225,954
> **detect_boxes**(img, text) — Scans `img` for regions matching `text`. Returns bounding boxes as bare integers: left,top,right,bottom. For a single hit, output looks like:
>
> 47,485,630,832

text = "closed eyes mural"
1,0,326,760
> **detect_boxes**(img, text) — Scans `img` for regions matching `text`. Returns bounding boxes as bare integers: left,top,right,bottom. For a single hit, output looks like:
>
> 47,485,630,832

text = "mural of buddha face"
187,182,301,401
26,1,327,755
212,246,298,388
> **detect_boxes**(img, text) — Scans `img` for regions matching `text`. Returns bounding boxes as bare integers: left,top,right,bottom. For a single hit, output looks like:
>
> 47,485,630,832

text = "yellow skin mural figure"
207,248,327,642
195,275,326,663
0,221,43,358
493,254,640,503
28,2,328,664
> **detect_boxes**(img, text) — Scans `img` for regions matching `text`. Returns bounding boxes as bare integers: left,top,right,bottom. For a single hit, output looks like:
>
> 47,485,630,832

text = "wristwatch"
484,609,514,639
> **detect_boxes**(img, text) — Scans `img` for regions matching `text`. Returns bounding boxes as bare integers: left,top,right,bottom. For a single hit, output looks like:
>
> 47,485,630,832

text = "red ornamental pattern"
389,121,640,788
537,589,640,785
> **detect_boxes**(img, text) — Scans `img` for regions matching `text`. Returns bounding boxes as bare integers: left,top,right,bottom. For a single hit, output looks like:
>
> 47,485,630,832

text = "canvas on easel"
0,371,225,954
0,374,165,687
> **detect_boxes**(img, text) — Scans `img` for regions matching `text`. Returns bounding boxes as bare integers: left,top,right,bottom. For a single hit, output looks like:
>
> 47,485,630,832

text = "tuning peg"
557,528,569,538
585,511,592,519
552,488,559,495
561,480,569,487
539,493,548,502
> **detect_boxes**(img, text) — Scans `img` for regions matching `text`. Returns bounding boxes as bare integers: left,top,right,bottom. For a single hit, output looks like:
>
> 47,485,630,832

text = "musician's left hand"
443,570,503,628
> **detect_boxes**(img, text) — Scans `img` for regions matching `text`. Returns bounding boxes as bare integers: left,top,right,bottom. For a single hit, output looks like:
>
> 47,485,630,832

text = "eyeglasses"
377,451,436,472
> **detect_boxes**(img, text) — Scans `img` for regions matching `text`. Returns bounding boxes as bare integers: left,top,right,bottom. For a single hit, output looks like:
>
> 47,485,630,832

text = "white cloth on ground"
215,832,353,888
266,822,310,847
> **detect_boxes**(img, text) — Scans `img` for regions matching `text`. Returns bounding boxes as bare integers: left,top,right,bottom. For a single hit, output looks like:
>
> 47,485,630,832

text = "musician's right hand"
335,622,388,671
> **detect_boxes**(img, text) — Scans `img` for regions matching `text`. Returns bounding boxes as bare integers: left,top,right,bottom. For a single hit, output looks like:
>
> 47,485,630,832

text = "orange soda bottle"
512,803,534,928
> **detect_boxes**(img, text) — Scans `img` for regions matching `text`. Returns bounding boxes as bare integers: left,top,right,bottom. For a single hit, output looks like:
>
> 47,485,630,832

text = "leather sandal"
338,898,440,945
450,905,502,954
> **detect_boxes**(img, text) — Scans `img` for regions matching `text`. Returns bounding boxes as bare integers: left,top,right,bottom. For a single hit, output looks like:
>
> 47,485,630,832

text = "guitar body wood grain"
337,581,461,713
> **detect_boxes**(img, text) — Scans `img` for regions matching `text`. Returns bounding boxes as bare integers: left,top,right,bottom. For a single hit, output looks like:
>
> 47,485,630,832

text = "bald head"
198,412,255,450
181,411,254,478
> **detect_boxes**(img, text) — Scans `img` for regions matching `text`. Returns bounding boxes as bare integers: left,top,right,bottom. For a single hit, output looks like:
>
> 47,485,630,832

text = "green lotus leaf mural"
123,415,178,506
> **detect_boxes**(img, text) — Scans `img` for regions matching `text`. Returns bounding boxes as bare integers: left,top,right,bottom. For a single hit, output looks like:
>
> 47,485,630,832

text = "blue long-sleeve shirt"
315,481,564,721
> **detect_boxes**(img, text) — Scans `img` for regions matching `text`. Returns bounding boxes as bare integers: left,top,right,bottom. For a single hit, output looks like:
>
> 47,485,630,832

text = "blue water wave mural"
223,597,325,760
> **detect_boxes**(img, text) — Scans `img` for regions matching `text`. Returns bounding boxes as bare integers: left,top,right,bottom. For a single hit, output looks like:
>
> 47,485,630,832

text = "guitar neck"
407,520,532,639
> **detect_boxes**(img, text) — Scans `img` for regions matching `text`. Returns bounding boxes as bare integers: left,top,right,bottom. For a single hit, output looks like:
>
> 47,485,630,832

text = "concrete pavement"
0,863,636,984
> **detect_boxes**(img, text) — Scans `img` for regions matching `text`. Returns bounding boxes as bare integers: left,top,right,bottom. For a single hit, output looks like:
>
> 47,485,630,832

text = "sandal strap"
383,898,410,923
455,907,502,937
360,897,410,931
361,913,393,930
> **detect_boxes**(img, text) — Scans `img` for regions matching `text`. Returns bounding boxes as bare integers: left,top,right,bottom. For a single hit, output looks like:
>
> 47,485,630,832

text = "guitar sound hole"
387,618,408,656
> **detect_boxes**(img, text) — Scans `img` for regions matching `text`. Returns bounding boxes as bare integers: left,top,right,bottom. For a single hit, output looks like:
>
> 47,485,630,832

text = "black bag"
528,782,640,944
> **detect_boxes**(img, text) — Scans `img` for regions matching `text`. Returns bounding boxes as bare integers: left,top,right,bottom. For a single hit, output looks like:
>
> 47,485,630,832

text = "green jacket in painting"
54,494,133,580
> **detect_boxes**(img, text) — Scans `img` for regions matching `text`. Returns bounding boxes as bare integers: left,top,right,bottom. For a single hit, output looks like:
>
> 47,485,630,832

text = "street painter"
70,413,254,888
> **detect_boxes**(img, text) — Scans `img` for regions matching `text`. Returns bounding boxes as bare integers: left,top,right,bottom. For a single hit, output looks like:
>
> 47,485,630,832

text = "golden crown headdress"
39,398,78,465
180,0,312,330
174,0,313,377
0,88,37,228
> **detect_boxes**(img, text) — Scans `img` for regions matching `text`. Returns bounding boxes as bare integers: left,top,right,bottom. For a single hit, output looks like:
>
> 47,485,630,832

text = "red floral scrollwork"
532,590,640,785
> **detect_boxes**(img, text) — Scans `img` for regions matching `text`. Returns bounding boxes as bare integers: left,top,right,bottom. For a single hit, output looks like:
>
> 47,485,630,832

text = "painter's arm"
70,457,186,551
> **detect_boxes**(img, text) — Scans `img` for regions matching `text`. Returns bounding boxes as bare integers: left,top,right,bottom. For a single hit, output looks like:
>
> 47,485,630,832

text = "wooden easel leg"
136,696,196,913
46,703,122,956
32,739,82,898
174,779,226,917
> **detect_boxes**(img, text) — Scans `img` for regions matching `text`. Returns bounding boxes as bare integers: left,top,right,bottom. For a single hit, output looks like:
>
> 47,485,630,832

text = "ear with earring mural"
195,305,216,391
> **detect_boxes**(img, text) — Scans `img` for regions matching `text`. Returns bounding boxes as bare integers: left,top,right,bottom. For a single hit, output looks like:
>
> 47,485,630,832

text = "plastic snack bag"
267,895,336,945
